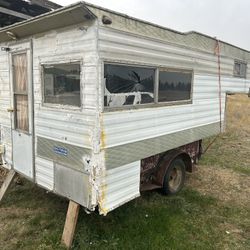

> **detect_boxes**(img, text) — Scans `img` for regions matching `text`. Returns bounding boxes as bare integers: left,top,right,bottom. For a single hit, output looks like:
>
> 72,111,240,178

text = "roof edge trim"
0,1,96,39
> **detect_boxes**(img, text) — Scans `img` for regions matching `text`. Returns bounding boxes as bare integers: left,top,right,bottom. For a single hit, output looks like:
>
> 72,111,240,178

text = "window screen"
234,61,247,78
158,71,192,102
104,64,155,107
43,63,81,107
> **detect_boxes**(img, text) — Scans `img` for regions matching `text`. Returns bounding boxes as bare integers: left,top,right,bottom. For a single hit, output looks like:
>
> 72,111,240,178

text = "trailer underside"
140,140,202,191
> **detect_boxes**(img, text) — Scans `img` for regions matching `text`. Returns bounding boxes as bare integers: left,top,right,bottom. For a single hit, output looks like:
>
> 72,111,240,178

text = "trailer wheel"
162,158,186,195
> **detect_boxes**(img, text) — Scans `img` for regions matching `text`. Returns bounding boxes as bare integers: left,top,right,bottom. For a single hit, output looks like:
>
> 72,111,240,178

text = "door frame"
9,41,35,180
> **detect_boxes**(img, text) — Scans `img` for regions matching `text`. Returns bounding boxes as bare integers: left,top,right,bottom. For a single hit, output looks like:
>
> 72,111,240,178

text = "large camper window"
158,70,192,102
234,61,247,78
43,63,81,107
104,64,155,107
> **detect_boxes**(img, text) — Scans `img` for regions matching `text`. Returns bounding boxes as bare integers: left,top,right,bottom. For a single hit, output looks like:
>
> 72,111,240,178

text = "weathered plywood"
61,201,80,249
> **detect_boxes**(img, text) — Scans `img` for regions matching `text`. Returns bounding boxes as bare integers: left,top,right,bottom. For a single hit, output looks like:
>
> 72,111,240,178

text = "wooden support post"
61,200,80,249
0,169,16,202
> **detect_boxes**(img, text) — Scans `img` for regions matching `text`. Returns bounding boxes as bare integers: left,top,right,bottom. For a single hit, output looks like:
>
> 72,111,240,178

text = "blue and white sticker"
53,146,68,156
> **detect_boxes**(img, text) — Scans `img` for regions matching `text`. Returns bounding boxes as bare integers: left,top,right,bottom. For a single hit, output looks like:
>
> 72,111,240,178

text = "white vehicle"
0,2,249,217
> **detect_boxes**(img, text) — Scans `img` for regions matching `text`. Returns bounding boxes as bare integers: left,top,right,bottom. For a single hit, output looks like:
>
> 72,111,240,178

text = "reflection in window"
159,71,192,102
104,64,155,107
43,63,81,107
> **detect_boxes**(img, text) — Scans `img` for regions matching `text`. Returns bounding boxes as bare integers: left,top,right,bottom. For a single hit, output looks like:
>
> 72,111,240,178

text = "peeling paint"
97,113,108,215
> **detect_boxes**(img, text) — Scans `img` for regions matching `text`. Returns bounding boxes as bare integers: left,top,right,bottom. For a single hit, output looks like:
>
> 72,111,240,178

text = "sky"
52,0,250,51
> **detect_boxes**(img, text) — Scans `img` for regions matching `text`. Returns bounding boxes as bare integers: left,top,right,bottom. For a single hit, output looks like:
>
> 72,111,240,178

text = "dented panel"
98,161,140,215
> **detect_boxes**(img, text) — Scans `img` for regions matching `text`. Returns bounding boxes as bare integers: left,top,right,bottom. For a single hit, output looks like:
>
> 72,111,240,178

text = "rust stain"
98,164,108,216
100,129,106,150
100,113,106,150
98,114,108,215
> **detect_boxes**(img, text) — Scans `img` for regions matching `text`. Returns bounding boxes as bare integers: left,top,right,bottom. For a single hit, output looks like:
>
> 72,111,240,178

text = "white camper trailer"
0,2,250,217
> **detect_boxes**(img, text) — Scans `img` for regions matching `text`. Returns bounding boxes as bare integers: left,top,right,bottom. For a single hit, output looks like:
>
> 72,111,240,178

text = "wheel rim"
168,165,183,192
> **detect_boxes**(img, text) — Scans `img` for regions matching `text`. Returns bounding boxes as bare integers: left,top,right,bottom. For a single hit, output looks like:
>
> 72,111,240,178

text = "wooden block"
0,169,16,202
61,200,80,249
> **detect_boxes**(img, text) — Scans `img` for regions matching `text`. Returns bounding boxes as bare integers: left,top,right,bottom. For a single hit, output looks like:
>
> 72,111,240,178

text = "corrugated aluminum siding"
36,157,54,190
0,48,12,166
99,27,250,169
33,23,99,190
88,5,250,64
98,26,250,151
99,161,140,214
98,27,248,77
97,26,250,211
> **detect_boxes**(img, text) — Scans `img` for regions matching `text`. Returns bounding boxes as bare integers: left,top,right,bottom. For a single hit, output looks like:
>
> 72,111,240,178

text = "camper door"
9,43,34,179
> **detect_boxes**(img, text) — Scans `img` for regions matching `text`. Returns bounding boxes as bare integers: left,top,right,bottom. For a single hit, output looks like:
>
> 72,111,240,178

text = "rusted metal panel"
140,141,201,191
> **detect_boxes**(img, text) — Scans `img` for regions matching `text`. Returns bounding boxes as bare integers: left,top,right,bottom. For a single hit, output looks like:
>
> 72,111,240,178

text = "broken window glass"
43,63,81,107
104,64,155,107
158,71,192,102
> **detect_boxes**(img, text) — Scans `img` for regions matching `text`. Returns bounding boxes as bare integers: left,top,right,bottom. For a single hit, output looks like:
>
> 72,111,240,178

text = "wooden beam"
0,6,32,20
61,200,80,249
0,169,16,202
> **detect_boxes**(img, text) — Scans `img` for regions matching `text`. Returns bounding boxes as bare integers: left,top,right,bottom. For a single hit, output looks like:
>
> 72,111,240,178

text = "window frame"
41,60,83,110
12,51,30,133
233,60,247,78
103,61,193,112
157,67,193,105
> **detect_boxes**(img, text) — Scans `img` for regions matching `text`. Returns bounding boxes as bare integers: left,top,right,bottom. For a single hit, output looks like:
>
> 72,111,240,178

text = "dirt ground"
187,94,250,204
187,165,250,208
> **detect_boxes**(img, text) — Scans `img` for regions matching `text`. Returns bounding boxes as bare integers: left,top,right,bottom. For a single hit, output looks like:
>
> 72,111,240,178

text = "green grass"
0,94,249,249
0,179,249,250
0,182,67,250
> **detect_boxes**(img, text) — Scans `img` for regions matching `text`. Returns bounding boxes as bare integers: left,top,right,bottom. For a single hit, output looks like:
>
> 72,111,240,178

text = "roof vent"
102,15,112,25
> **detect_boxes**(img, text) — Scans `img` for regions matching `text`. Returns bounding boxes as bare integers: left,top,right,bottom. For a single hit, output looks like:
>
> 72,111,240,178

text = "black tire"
162,158,186,195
